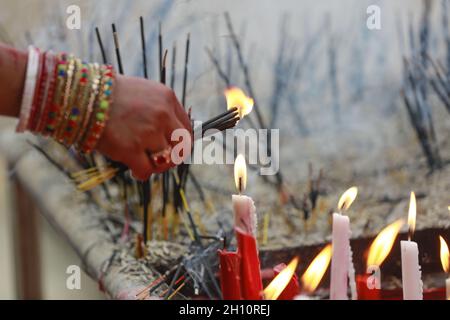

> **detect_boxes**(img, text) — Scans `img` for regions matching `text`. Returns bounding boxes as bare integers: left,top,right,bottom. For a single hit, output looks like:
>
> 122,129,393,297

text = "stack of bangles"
16,45,115,154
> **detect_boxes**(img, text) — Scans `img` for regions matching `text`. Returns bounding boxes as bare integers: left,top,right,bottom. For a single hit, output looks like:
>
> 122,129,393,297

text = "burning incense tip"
224,86,253,119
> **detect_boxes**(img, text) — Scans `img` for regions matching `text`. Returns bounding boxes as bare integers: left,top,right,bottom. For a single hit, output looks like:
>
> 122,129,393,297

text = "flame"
234,154,247,193
337,186,358,211
439,236,449,273
224,86,254,118
301,244,332,293
264,257,299,300
367,219,404,267
407,191,416,240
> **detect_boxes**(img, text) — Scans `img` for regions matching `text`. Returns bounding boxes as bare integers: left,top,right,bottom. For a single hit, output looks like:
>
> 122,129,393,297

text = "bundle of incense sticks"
194,107,240,138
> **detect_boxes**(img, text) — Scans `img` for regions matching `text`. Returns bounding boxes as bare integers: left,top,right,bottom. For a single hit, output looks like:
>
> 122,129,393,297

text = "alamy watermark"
170,122,280,176
66,265,81,290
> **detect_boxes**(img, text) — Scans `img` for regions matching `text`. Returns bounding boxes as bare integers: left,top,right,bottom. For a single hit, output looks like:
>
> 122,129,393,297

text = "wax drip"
418,265,424,299
348,243,357,300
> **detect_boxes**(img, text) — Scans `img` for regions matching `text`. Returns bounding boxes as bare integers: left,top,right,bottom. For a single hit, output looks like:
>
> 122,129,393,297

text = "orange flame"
301,244,332,293
234,154,247,193
367,219,404,267
439,236,449,273
264,257,299,300
337,186,358,212
224,86,254,118
407,192,416,240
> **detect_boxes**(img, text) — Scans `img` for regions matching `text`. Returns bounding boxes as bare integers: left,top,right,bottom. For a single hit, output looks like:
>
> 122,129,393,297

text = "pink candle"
330,213,351,300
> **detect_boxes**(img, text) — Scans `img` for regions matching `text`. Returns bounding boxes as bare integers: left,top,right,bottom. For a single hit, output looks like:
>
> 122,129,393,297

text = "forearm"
0,43,27,118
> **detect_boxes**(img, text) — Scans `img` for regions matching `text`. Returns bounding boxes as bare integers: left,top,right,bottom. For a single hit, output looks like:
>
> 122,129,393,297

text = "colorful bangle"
43,53,70,136
74,63,101,146
79,64,114,153
61,61,91,146
54,56,77,142
16,46,41,132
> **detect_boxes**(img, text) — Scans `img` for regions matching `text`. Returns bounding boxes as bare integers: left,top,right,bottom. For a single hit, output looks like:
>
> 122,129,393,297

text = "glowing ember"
439,236,449,273
224,86,254,118
234,154,247,193
264,257,299,300
301,244,332,293
367,219,404,267
337,186,358,211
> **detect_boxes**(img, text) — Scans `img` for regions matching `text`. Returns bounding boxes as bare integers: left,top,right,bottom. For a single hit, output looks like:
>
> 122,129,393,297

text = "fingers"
126,152,153,181
144,132,174,174
166,90,192,137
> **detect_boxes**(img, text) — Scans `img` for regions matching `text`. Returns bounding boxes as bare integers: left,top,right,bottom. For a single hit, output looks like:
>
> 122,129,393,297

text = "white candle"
400,240,423,300
330,213,351,300
330,187,358,300
401,192,423,300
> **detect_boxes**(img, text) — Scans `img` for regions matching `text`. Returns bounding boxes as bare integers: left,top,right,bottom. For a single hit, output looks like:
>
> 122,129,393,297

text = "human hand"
96,74,192,180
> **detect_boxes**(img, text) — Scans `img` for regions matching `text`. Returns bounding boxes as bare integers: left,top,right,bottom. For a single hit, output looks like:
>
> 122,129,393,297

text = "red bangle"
35,52,59,134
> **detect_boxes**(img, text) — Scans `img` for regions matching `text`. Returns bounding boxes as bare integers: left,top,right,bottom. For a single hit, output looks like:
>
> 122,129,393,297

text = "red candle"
356,274,381,300
272,263,300,300
236,227,263,300
218,249,242,300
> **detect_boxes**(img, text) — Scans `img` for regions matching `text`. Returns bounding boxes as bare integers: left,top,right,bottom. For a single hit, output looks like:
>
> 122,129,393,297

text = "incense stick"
95,27,108,64
181,33,190,108
112,24,124,74
170,43,176,90
139,16,148,79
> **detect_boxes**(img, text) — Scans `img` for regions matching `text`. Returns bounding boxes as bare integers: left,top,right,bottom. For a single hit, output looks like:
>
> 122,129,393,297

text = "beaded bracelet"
72,63,100,146
16,46,41,132
55,58,82,144
78,64,114,153
42,53,69,136
53,56,77,142
61,61,91,146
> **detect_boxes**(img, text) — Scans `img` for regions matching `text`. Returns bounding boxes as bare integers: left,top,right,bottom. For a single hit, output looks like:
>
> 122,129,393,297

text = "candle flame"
337,186,358,212
264,257,299,300
407,191,416,240
367,219,404,267
439,236,449,273
224,86,254,118
301,244,332,293
234,154,247,193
